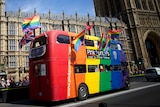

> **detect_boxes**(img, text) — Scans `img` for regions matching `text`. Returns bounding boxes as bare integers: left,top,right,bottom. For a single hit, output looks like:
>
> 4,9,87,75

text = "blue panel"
111,71,123,90
110,49,121,65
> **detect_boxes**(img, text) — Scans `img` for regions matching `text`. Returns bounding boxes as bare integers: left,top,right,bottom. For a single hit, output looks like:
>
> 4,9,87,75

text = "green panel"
99,59,111,92
100,71,111,92
100,59,111,66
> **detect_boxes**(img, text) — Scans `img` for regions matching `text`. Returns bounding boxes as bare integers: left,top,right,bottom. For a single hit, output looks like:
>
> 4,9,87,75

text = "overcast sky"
5,0,95,16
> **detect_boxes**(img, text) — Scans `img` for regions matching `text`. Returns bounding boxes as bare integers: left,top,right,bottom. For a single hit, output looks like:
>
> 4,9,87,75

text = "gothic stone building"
94,0,160,70
0,0,132,81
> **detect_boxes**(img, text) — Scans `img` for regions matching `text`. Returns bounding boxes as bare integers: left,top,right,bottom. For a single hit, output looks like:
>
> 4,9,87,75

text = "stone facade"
0,0,132,81
94,0,160,71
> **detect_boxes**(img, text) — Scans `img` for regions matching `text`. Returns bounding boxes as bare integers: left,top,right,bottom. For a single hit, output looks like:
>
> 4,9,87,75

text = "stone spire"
0,0,5,16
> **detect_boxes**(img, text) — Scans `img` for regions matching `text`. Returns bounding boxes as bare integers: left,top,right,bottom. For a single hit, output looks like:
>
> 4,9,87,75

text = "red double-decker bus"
29,30,130,101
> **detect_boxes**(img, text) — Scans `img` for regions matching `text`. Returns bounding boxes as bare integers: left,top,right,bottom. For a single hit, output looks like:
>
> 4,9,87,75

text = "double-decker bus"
29,30,130,101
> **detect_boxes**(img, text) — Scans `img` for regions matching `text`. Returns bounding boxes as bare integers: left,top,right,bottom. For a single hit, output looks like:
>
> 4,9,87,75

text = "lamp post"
19,65,23,81
3,56,7,72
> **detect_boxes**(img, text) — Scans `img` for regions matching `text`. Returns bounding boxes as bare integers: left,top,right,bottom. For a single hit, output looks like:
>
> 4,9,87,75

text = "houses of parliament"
1,0,159,81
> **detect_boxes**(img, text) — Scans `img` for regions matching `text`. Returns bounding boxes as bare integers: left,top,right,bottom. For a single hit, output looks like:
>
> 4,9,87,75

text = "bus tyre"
124,78,130,90
78,84,88,101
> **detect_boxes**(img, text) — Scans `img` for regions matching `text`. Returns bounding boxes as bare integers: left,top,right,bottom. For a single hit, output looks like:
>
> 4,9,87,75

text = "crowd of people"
0,76,29,88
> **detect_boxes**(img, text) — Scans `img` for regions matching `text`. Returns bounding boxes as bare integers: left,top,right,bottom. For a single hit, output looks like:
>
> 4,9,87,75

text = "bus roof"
85,35,100,41
36,30,101,42
68,31,100,41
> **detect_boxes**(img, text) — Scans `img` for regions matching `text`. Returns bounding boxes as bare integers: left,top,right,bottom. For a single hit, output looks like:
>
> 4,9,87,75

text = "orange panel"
75,73,85,91
74,46,86,64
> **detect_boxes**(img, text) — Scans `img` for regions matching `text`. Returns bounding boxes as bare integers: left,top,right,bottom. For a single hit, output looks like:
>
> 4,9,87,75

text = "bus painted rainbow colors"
29,30,130,101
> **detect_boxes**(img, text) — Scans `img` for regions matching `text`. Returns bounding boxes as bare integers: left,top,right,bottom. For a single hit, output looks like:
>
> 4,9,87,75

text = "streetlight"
3,56,7,72
19,65,23,81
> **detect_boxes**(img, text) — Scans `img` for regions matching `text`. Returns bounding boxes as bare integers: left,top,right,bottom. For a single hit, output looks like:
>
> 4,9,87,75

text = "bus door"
110,49,122,90
30,62,49,100
29,39,50,100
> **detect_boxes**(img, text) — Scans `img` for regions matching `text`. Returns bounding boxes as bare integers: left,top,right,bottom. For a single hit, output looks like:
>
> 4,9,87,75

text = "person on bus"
100,65,104,72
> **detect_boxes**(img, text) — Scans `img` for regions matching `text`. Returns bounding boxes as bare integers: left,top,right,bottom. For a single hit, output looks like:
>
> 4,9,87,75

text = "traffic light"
137,58,143,65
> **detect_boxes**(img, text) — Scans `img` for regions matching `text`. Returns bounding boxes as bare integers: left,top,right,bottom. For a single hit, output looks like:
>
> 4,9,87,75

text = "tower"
0,0,5,16
94,0,160,69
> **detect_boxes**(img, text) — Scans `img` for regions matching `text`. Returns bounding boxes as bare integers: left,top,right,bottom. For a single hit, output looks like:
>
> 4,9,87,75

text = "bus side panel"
99,59,112,92
75,73,85,92
111,71,123,90
110,49,121,65
100,72,111,92
75,46,87,64
110,49,122,90
48,32,69,101
66,48,77,99
120,50,128,88
49,57,68,101
85,59,100,94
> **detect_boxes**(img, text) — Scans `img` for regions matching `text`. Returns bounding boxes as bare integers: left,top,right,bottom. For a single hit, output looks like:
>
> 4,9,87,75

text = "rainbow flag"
106,34,111,46
103,34,111,54
73,30,85,51
22,15,41,31
98,32,105,50
108,29,121,39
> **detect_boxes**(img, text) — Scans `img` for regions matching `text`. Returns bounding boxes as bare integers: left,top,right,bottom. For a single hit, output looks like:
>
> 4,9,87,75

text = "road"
0,76,160,107
77,82,160,107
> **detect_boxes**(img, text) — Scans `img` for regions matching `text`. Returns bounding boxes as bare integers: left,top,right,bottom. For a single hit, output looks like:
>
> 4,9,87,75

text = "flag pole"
109,10,112,30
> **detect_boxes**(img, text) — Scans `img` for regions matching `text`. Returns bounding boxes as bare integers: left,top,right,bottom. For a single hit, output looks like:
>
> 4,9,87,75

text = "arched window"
148,0,154,11
135,0,141,9
142,0,148,10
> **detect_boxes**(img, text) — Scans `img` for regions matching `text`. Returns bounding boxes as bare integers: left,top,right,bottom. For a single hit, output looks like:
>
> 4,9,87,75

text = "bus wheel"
124,78,130,90
78,84,88,100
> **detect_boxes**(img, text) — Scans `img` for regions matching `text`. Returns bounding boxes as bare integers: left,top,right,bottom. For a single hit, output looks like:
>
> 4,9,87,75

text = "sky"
5,0,95,16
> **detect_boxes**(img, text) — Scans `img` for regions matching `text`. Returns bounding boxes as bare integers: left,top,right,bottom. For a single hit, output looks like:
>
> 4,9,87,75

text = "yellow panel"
85,35,99,50
85,58,100,94
87,46,97,50
86,58,99,65
84,35,101,94
85,35,100,41
85,72,100,94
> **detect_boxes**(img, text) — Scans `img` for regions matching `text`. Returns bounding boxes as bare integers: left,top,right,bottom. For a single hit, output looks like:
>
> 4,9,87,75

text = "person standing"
1,78,7,88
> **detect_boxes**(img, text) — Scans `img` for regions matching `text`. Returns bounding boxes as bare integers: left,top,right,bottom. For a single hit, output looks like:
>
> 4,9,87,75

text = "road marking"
58,83,160,107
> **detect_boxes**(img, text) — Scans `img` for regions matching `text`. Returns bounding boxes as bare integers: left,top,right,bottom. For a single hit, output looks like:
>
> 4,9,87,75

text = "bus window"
57,35,70,44
88,65,98,72
113,65,121,71
105,65,112,71
74,65,86,73
121,62,128,67
85,40,94,46
30,45,46,58
34,64,47,76
32,35,47,48
110,44,117,49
